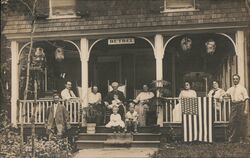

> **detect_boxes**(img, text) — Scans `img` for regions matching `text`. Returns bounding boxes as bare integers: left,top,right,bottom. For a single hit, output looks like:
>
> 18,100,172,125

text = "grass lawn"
150,142,250,158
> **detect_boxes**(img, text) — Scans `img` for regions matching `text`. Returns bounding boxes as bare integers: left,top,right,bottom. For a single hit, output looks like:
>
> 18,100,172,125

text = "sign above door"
108,38,135,45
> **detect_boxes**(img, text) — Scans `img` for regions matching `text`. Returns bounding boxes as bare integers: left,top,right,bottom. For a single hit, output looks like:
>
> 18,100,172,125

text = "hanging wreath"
205,39,216,55
180,37,192,51
55,48,64,62
31,47,45,68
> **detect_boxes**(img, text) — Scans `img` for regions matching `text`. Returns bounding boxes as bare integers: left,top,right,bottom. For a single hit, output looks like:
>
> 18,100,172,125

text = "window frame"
48,0,78,19
163,0,198,13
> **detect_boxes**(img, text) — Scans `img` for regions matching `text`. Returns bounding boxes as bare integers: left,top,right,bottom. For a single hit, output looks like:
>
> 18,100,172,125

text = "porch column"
154,34,164,127
154,34,164,80
11,41,19,126
236,31,249,130
80,38,89,126
235,30,248,86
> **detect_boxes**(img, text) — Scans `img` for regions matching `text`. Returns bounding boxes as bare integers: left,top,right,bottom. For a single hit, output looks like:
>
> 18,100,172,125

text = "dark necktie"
211,89,217,97
69,90,72,97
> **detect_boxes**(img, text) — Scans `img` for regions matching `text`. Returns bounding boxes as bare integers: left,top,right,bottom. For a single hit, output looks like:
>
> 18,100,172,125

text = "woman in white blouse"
208,81,225,121
134,85,154,126
173,81,197,122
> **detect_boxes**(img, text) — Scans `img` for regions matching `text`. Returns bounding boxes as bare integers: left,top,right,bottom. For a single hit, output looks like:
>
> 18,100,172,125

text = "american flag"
181,97,213,142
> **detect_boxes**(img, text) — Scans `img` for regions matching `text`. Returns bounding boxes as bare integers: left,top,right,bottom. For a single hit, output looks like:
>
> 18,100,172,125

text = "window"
164,0,196,12
50,0,76,18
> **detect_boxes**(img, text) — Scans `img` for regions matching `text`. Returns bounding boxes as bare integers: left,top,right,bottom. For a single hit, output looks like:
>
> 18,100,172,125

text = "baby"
108,94,122,109
125,102,138,133
105,106,125,133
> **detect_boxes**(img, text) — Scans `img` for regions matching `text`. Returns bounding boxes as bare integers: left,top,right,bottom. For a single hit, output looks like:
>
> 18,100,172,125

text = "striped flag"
181,97,213,142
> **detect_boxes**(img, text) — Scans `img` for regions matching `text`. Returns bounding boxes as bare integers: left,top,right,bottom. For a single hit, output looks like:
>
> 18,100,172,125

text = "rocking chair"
104,80,127,124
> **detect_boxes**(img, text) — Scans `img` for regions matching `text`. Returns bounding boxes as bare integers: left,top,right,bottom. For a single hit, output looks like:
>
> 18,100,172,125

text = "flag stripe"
188,114,192,142
203,97,207,142
198,97,202,141
193,115,197,141
208,97,212,142
183,114,187,142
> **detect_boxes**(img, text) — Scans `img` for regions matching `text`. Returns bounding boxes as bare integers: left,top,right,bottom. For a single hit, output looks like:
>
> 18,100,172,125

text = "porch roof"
2,0,250,40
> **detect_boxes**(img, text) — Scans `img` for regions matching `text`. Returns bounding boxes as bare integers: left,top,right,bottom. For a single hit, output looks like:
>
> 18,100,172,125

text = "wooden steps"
76,132,161,149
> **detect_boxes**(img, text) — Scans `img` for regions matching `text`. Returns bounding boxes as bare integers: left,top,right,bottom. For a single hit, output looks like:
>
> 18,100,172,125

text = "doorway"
96,56,121,96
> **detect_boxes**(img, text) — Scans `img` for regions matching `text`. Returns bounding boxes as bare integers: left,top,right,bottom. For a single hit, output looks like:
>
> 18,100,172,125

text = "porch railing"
17,97,231,125
162,97,231,124
17,98,81,124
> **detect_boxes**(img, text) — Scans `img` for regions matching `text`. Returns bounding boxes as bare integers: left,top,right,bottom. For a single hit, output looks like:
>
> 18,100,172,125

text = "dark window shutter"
36,0,49,19
149,0,164,13
75,0,90,17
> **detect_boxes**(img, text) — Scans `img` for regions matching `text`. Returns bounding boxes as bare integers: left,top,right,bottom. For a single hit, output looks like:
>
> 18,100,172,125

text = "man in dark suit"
46,93,70,138
104,82,126,123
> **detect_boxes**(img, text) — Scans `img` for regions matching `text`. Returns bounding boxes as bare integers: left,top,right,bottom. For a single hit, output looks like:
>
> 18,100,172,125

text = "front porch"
9,30,249,148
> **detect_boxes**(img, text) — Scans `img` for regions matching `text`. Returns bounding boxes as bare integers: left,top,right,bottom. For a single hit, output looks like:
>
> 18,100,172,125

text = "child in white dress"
105,106,125,133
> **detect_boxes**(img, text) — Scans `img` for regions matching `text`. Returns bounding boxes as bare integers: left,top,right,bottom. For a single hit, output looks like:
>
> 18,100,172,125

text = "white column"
80,38,89,107
154,34,164,81
80,38,89,127
154,34,164,127
235,31,247,86
11,41,19,126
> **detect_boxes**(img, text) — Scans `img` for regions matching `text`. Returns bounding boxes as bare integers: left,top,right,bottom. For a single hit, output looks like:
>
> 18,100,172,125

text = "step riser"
133,136,160,141
131,143,159,148
76,142,160,149
78,135,160,141
95,127,159,133
78,135,107,140
77,143,103,149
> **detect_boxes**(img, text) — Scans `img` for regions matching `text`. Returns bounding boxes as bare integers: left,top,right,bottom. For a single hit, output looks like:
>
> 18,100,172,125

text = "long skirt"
173,103,182,122
135,103,148,126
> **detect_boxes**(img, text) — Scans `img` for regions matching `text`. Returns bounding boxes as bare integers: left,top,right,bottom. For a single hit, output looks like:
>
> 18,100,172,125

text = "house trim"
4,23,249,40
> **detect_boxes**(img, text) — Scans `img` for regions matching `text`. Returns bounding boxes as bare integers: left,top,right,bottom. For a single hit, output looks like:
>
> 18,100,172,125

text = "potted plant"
86,105,97,134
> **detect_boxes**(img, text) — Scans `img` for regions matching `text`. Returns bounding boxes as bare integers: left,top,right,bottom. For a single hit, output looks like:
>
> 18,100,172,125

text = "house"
1,0,250,147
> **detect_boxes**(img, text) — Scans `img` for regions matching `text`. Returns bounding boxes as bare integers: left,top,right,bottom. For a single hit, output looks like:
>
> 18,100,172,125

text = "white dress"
173,90,197,122
134,92,154,126
105,113,125,128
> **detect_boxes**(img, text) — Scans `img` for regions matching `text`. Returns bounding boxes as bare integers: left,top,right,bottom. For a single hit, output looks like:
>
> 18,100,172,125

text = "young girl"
105,106,125,133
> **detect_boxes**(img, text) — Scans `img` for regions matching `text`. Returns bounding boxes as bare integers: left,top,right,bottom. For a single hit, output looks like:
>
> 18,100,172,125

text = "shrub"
0,110,73,158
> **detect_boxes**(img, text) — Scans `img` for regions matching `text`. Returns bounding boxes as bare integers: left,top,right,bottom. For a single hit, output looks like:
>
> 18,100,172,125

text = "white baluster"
228,100,231,122
214,99,218,122
74,102,77,123
38,102,41,123
170,99,173,123
19,101,22,123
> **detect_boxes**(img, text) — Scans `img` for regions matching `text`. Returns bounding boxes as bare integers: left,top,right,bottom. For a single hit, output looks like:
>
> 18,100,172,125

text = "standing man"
225,74,249,143
61,81,76,100
46,93,70,138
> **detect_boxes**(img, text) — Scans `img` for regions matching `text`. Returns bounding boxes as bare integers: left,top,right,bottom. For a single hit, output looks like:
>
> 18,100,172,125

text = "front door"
96,56,121,96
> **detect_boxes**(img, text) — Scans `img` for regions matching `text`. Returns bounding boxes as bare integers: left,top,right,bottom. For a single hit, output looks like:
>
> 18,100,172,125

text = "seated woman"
208,80,225,121
173,81,197,122
88,86,103,125
133,85,154,126
105,106,125,133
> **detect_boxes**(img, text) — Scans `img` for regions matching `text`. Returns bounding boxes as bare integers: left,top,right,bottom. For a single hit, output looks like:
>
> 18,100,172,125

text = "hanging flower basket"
205,39,216,55
55,48,65,62
180,37,192,51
